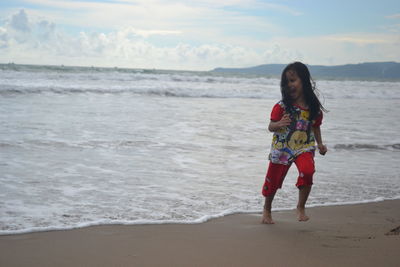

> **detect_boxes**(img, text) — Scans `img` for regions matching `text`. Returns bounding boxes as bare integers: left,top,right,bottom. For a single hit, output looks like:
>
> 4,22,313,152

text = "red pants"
262,152,315,197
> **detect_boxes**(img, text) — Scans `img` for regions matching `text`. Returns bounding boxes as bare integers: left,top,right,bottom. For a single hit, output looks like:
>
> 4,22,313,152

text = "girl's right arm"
268,114,291,132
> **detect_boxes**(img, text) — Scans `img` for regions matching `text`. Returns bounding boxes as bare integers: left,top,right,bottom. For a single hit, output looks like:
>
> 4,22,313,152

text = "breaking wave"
333,143,400,151
1,63,400,99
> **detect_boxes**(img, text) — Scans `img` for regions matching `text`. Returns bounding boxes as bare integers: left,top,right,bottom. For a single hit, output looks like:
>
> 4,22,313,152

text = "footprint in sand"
385,225,400,235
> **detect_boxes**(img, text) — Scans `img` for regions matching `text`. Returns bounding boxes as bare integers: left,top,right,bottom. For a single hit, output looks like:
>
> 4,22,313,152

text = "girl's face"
285,70,303,102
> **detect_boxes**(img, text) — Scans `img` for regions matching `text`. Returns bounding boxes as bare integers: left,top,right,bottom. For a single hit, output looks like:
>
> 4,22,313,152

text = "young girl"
262,62,327,224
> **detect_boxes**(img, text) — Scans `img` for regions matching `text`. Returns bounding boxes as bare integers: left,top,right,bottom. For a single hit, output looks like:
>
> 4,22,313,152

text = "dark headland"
211,62,400,81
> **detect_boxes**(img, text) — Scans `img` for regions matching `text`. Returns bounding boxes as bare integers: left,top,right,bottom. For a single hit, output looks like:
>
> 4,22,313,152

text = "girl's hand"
318,144,327,155
278,113,291,128
268,113,291,132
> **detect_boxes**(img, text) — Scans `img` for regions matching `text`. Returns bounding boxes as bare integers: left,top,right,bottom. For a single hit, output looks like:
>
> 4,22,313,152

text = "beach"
1,65,400,266
1,199,399,267
1,65,400,234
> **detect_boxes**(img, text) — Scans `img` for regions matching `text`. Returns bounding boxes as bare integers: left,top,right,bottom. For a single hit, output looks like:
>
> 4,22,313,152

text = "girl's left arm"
312,126,327,155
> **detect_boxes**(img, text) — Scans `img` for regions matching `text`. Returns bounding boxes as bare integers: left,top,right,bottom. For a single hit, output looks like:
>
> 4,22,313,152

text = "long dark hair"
280,62,326,121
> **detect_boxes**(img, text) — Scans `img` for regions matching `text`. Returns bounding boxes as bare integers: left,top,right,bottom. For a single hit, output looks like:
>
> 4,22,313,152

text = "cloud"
2,9,57,46
383,13,400,33
386,13,400,19
0,27,8,48
0,9,307,70
10,9,30,32
262,44,304,64
166,0,303,16
0,9,272,69
1,9,399,70
22,0,302,15
325,35,391,45
269,33,400,66
120,27,182,38
16,0,285,40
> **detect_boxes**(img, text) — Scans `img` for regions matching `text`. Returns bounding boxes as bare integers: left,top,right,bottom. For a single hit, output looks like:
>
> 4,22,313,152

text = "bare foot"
297,207,309,222
262,209,275,224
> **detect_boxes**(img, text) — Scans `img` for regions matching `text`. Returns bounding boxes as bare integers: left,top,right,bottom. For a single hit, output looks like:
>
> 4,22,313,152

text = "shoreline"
1,197,399,236
1,200,399,267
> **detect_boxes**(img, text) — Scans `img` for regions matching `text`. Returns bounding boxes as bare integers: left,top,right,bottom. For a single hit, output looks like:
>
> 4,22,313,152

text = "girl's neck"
293,97,307,109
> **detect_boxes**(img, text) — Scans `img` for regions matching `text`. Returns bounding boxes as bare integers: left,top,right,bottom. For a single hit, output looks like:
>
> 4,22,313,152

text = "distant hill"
211,62,400,80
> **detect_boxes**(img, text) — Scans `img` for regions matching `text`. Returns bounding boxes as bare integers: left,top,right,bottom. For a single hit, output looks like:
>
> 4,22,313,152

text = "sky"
0,0,399,70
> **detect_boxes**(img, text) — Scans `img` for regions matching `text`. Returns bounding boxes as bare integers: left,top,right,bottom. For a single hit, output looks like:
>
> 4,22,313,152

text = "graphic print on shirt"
269,101,320,165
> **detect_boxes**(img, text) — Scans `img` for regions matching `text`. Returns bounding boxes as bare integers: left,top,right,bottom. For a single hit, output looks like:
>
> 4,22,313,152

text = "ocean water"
1,64,399,235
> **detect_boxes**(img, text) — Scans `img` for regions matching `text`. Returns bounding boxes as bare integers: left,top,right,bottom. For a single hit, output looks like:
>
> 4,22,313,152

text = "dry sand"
1,199,399,267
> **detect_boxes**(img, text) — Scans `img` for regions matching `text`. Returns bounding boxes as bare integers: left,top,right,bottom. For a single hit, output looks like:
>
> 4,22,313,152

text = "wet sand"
0,199,399,267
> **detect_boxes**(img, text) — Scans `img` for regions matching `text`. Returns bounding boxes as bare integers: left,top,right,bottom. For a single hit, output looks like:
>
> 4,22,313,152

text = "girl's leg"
294,152,315,221
262,193,275,224
297,185,311,221
261,162,290,224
